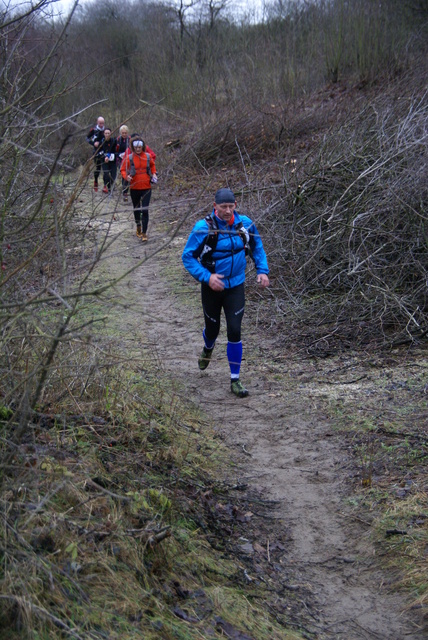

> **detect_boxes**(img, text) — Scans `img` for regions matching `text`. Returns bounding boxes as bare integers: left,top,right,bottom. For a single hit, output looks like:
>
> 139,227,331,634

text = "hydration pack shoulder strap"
193,215,219,263
129,152,152,178
193,214,252,268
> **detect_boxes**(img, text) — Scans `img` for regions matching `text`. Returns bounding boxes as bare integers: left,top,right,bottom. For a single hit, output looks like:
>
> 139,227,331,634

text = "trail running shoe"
231,379,249,398
198,347,213,370
136,224,142,238
102,185,109,194
94,180,98,192
141,233,148,242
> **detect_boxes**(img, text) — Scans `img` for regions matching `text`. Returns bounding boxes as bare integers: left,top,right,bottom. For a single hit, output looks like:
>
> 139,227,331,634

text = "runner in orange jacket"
120,136,157,242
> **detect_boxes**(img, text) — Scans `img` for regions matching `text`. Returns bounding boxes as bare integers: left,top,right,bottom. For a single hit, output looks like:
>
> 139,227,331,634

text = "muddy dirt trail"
93,189,423,640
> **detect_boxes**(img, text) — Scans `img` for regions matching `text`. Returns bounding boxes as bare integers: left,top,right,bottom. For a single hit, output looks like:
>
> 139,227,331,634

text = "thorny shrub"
260,90,428,351
171,81,427,352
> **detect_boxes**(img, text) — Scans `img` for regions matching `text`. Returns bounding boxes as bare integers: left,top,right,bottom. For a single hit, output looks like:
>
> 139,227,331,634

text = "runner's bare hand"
257,273,270,288
209,273,225,291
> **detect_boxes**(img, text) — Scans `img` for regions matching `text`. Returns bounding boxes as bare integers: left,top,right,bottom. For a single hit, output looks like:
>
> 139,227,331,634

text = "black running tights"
201,283,245,343
131,189,152,232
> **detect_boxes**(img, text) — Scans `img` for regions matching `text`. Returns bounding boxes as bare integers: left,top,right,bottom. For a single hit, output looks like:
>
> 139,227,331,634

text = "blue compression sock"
203,330,216,350
227,341,243,378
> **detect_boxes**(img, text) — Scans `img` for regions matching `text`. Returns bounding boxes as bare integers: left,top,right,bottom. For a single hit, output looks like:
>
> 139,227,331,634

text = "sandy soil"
90,186,425,640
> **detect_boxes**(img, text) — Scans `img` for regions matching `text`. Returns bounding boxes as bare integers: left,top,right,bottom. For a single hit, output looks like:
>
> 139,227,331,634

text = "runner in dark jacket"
100,128,117,194
116,125,131,201
86,116,105,192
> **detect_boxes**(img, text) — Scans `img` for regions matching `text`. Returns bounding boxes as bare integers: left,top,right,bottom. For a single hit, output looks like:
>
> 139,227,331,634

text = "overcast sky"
50,0,272,22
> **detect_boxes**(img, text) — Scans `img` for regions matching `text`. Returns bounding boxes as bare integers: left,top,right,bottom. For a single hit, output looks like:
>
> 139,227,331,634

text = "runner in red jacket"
120,136,157,242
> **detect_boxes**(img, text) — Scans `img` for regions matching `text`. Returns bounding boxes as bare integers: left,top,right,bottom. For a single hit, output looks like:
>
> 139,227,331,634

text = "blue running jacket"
182,210,269,288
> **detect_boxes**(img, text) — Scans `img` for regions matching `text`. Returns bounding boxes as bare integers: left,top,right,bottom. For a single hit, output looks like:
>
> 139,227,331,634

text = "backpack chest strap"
193,215,248,266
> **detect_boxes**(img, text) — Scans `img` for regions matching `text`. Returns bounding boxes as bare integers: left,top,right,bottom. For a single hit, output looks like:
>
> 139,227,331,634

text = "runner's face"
133,143,143,154
215,201,236,222
104,130,111,139
97,118,105,128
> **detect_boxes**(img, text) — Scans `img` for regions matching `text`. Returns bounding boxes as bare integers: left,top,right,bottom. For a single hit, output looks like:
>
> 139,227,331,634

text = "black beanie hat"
215,188,235,204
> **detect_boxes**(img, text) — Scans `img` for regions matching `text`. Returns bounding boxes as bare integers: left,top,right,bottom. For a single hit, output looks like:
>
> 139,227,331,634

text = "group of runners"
87,118,270,397
86,116,157,242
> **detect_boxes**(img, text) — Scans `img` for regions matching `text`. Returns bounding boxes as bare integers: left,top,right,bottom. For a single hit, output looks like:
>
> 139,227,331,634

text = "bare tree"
0,0,121,479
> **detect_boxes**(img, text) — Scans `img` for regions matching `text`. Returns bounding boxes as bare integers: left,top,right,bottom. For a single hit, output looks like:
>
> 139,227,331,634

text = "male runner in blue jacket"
182,188,270,397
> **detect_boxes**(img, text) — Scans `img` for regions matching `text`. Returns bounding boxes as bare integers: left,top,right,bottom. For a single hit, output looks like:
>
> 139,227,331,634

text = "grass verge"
323,352,427,621
0,318,304,640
